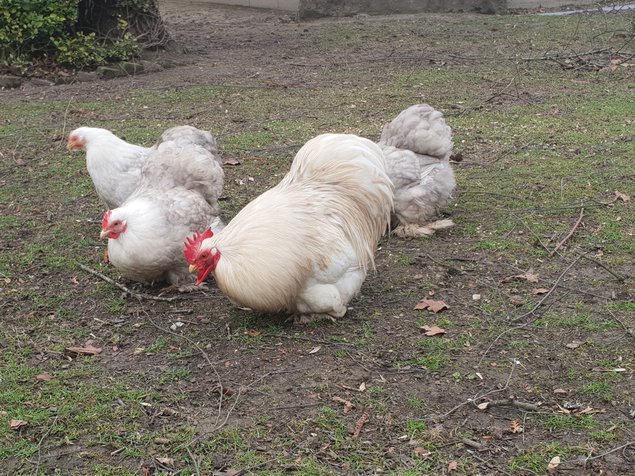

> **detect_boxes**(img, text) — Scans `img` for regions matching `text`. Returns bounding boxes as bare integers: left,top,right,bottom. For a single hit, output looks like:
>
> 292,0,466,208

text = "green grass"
1,6,634,475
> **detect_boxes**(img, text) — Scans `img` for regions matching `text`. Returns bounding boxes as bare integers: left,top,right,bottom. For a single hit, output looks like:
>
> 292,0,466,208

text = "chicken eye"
200,252,209,259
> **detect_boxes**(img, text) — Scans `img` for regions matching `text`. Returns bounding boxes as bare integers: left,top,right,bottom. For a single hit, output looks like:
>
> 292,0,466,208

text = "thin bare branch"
79,263,179,302
550,205,584,256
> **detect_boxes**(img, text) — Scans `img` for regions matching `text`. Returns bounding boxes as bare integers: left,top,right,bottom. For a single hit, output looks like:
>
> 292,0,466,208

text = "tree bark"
77,0,170,48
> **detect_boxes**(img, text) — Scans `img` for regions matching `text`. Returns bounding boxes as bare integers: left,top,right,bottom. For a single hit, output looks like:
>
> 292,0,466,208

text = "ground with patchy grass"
1,3,634,475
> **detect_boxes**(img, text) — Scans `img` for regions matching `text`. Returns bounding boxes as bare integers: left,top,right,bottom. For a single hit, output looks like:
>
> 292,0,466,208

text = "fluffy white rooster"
378,104,456,237
100,138,225,288
184,133,392,321
67,125,221,209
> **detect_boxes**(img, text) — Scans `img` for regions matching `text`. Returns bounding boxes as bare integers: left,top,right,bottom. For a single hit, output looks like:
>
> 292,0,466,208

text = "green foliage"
0,0,138,70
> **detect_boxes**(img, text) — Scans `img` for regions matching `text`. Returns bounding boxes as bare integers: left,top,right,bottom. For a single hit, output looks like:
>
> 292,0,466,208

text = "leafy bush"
0,0,138,71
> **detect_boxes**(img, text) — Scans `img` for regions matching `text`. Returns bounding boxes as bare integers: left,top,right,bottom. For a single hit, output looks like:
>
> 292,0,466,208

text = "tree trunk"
77,0,170,48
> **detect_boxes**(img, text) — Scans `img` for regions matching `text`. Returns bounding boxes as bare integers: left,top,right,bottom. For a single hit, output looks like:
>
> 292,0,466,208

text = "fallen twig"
428,359,518,421
550,205,584,256
186,447,201,476
264,333,355,347
583,440,635,466
477,256,581,367
578,253,626,282
462,438,488,452
79,264,179,302
521,47,612,61
480,398,542,412
33,415,58,476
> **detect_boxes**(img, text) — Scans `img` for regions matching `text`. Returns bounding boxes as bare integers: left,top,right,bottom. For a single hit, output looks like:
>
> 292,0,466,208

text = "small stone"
97,66,126,79
119,61,144,75
0,75,22,89
76,71,98,82
141,60,163,73
30,78,54,87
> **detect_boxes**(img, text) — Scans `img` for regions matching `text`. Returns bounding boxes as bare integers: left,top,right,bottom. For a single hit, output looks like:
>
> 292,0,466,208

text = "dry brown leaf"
502,271,540,284
447,460,458,471
578,406,606,415
245,329,261,337
352,412,369,437
155,457,174,466
66,345,102,356
510,419,523,433
414,447,432,457
10,419,27,430
565,340,584,349
332,396,354,414
532,288,549,295
414,298,448,313
36,372,53,381
548,456,561,472
615,190,631,202
421,325,447,336
223,157,241,166
525,272,539,283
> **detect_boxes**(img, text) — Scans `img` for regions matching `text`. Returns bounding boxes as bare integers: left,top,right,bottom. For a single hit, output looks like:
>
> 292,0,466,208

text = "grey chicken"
378,104,456,237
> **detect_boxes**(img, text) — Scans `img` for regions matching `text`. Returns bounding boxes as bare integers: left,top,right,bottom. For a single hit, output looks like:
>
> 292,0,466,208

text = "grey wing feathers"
161,187,217,231
378,104,456,235
140,135,224,214
379,104,452,161
154,126,222,166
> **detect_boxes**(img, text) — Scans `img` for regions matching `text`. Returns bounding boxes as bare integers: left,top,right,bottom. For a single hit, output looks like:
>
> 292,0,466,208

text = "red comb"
101,209,111,229
183,228,214,263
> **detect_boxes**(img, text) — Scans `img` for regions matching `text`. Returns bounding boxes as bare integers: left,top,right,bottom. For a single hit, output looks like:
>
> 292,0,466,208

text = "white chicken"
378,104,456,237
184,133,392,321
67,127,149,208
99,137,225,288
67,125,221,209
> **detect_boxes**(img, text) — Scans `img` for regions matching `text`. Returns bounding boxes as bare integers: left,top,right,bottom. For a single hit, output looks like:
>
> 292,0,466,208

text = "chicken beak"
99,229,109,239
188,264,198,273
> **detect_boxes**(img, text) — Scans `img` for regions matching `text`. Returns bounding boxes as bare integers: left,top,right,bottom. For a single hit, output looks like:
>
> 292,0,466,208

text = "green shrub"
0,0,138,71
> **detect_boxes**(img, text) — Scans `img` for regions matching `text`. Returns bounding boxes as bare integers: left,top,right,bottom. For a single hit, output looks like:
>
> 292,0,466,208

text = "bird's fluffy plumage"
105,188,216,284
100,127,224,286
68,127,150,208
378,104,456,237
69,125,223,210
188,133,392,319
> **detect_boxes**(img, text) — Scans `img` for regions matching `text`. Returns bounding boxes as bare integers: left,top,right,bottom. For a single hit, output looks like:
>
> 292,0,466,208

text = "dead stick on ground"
79,264,178,302
146,316,227,431
477,256,581,367
429,359,518,421
265,333,355,347
483,399,542,412
550,205,584,256
33,415,58,476
186,447,201,476
462,438,488,452
582,440,635,466
578,253,626,282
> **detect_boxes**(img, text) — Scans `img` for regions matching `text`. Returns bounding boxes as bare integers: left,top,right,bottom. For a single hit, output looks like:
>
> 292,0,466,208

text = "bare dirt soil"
2,2,634,475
